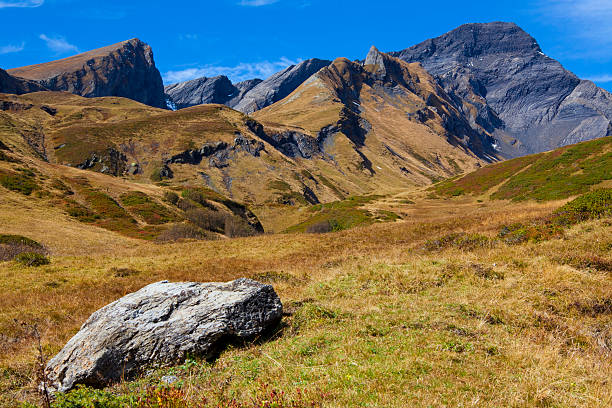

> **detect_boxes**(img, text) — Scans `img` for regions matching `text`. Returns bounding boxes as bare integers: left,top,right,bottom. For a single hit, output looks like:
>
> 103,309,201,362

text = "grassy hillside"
1,185,610,407
0,148,264,243
433,136,612,201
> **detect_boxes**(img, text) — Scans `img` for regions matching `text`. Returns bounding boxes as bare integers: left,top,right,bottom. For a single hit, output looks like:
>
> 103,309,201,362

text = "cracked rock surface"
45,278,282,393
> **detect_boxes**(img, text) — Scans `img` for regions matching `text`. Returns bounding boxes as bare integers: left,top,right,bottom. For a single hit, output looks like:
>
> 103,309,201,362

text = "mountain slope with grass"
255,47,497,186
433,135,612,201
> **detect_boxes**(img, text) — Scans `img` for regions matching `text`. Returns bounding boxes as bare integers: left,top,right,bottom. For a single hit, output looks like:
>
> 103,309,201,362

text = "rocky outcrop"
391,22,612,155
75,147,128,176
8,39,166,108
0,68,48,95
164,76,263,110
45,278,282,393
245,119,320,158
234,59,331,114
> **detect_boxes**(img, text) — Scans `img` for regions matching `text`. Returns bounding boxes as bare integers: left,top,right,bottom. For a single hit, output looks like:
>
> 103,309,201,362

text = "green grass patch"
120,191,176,225
268,179,292,192
435,137,612,201
0,169,39,195
286,195,397,233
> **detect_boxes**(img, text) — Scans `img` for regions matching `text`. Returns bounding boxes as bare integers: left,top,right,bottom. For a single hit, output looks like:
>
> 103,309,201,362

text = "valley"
0,18,611,408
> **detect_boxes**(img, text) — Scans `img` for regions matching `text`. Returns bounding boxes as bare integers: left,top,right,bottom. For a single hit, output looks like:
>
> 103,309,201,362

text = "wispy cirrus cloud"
0,42,25,54
239,0,279,6
39,34,78,54
536,0,612,57
585,74,612,83
163,57,301,84
0,0,43,8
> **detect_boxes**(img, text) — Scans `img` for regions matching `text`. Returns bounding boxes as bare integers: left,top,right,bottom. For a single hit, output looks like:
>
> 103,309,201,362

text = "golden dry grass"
1,182,610,407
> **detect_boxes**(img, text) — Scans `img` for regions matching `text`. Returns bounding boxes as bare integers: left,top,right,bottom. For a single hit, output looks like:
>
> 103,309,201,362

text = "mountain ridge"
7,38,167,108
390,22,612,156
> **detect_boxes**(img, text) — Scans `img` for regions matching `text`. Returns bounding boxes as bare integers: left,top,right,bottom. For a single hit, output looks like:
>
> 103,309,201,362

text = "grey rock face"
45,278,282,393
8,39,167,109
233,58,332,114
362,47,496,160
164,59,330,114
164,76,262,110
391,22,612,155
0,68,48,95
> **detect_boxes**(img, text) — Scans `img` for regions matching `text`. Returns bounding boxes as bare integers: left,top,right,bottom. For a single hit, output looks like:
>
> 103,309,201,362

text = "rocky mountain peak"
7,38,166,108
364,46,387,77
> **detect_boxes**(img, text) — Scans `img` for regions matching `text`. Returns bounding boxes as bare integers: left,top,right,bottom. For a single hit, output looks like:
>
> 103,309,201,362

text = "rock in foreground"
46,278,283,393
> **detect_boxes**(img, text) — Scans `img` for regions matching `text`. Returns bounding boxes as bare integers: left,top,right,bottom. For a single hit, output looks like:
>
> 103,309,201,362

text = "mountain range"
1,21,611,208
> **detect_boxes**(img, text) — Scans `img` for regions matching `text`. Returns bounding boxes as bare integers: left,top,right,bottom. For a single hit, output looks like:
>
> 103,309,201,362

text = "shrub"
425,232,495,251
498,222,563,245
185,208,226,233
225,216,257,238
306,221,333,234
0,234,42,248
163,191,180,205
156,223,217,242
0,234,47,263
181,189,217,210
110,267,141,277
0,170,39,195
553,189,612,225
14,252,50,267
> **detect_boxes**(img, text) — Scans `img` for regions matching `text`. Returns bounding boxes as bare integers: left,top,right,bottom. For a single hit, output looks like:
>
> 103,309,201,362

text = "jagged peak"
364,46,387,75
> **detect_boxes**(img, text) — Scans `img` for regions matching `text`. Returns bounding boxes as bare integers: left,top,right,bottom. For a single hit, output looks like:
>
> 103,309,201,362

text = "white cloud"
538,0,612,46
0,0,43,8
178,34,199,41
585,74,612,83
39,34,79,54
239,0,279,6
163,57,302,84
0,42,25,54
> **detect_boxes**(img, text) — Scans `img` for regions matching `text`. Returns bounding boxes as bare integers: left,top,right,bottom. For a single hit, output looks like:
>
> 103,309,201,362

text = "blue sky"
0,0,611,91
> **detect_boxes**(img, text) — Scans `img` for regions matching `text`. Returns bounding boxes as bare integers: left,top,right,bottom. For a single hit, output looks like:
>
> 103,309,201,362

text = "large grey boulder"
45,278,282,393
391,22,612,156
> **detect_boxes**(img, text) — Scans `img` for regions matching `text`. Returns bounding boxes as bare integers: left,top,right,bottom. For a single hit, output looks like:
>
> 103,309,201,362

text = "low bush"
163,191,180,205
0,234,47,263
185,208,226,233
14,252,50,267
181,189,217,210
425,232,495,251
554,254,612,272
156,224,218,242
497,189,612,245
552,189,612,225
0,170,39,195
498,222,563,245
306,221,333,234
0,234,42,248
225,216,257,238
